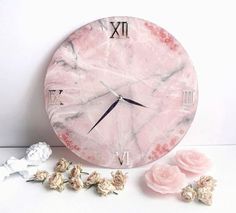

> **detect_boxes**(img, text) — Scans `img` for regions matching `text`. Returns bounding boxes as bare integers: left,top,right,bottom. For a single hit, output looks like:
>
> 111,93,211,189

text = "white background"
0,1,236,213
0,0,235,147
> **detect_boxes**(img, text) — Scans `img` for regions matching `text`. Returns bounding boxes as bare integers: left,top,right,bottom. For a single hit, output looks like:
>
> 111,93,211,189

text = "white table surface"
0,144,235,213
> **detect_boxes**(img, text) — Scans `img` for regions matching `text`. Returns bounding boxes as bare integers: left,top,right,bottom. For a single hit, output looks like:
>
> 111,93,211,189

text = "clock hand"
123,97,147,108
88,98,120,134
100,81,119,98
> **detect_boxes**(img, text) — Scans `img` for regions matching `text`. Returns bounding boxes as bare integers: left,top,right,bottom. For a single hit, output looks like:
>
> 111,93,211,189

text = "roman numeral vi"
115,151,130,166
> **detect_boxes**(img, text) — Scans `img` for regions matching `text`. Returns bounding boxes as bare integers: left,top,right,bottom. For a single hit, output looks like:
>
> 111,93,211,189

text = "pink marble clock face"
44,16,198,168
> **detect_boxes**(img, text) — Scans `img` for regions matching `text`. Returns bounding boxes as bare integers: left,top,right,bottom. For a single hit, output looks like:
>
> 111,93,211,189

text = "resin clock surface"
44,16,198,168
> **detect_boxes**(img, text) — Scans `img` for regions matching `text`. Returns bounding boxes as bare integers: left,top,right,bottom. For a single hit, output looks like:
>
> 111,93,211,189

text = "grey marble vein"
161,64,185,82
65,112,83,121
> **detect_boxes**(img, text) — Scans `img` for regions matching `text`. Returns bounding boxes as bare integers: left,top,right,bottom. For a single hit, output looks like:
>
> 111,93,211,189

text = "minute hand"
123,97,147,108
88,99,120,134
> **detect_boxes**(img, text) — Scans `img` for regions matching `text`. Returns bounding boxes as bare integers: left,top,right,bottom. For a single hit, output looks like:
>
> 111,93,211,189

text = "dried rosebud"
27,170,49,183
96,178,116,196
69,164,82,178
196,187,213,206
84,171,102,188
55,158,71,172
33,170,49,182
196,176,216,191
181,185,197,202
48,172,65,192
69,177,84,191
111,170,127,190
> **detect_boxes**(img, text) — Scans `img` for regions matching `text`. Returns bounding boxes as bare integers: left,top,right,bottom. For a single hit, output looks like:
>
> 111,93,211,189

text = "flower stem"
26,179,43,183
81,171,89,175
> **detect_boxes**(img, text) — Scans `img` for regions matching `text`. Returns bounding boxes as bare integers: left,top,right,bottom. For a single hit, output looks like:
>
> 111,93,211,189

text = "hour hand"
88,99,120,134
123,97,147,108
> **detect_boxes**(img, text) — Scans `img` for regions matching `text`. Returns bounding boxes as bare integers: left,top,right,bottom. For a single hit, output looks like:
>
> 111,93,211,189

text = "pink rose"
145,164,186,194
175,150,211,175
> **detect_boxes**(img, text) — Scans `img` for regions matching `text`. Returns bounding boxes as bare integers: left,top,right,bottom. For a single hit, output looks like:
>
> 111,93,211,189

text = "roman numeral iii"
182,90,194,106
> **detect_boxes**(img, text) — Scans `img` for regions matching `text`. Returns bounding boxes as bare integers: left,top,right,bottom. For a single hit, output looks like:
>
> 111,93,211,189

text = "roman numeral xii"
110,21,129,39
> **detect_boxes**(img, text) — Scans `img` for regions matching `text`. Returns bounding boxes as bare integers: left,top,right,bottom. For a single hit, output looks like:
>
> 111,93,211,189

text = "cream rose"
55,158,71,173
111,170,127,190
84,171,102,188
96,179,116,196
33,170,49,182
69,164,82,178
48,172,65,192
69,177,84,191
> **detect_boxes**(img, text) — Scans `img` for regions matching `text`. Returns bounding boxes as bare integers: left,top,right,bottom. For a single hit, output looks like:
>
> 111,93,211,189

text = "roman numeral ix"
48,89,63,105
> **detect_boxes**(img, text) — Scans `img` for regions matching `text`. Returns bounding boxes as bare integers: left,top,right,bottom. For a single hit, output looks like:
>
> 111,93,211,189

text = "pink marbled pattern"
44,17,198,168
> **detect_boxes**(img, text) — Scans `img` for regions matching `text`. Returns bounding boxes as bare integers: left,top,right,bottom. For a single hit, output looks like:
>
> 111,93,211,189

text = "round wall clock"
44,16,198,168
